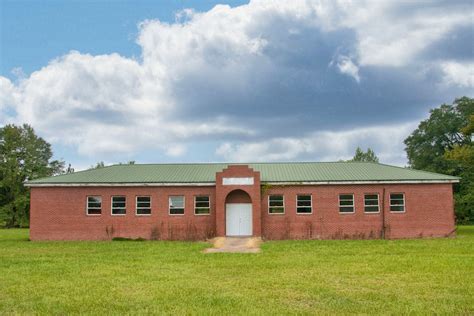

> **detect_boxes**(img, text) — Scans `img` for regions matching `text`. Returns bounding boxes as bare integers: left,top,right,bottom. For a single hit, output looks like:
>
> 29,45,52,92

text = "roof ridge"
107,161,376,166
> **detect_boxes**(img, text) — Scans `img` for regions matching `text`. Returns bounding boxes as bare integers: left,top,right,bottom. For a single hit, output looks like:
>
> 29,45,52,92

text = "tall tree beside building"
0,124,65,227
444,112,474,223
404,97,474,223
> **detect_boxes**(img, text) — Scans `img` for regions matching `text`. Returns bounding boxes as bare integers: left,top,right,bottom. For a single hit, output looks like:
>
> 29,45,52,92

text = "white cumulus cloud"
441,61,474,88
0,0,472,167
216,122,417,165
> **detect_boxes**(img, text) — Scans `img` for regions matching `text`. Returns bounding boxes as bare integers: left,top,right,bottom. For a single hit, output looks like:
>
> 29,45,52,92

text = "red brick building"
26,162,459,241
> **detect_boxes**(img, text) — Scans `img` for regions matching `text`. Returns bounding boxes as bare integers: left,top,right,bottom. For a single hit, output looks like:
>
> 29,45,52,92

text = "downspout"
381,187,386,239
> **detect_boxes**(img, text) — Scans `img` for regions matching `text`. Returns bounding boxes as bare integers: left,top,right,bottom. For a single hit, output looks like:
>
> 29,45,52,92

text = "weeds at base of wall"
167,223,174,240
185,222,198,241
205,225,216,240
150,222,164,240
305,221,314,239
112,237,145,241
105,225,115,239
284,218,291,239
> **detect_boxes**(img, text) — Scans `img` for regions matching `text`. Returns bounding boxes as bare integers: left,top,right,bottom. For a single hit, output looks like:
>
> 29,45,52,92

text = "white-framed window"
169,196,185,215
390,193,405,212
136,196,151,216
111,196,126,215
339,194,354,213
268,195,284,214
194,196,210,215
296,195,312,214
364,194,380,213
86,196,102,215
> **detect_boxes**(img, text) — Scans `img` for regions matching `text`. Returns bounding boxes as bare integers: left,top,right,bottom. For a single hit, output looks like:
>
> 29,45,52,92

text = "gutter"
25,179,460,187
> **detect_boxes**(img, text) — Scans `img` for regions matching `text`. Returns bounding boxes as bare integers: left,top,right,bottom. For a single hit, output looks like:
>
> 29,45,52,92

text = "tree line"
0,97,472,227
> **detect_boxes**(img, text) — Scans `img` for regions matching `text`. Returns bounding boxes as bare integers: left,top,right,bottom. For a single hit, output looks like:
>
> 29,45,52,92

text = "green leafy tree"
350,147,379,163
0,124,65,227
405,97,474,223
404,97,473,173
445,113,474,223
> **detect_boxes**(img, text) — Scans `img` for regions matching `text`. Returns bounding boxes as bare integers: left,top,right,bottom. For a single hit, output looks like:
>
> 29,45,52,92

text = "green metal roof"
26,162,459,185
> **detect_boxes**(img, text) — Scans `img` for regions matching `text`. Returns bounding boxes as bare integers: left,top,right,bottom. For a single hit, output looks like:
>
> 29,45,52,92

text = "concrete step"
203,236,262,253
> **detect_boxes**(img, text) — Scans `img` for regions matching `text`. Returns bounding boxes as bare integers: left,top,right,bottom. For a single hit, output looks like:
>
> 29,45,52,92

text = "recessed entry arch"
225,189,252,236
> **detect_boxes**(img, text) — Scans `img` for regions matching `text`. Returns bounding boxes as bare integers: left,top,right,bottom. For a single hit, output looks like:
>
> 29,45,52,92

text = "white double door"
226,203,252,236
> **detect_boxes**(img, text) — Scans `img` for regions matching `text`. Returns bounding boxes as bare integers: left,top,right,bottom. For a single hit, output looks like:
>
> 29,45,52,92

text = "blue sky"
1,0,473,170
1,0,247,76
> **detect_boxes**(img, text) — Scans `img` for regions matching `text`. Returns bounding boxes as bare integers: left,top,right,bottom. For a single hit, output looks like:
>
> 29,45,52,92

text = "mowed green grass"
0,228,473,315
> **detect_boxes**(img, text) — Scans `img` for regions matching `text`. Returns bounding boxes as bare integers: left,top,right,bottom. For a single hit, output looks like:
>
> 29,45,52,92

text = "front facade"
27,163,459,241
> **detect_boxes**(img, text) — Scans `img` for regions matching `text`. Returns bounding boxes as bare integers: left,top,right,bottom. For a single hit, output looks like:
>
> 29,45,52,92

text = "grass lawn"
1,228,473,315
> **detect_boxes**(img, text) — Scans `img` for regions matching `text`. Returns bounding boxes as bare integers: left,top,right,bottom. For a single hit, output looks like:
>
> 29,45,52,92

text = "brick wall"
262,183,455,239
30,186,216,241
29,182,455,241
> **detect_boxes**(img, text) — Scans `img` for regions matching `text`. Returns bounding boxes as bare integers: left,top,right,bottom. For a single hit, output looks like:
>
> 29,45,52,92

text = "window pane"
195,208,210,215
269,207,284,214
269,195,284,214
170,208,184,215
390,205,405,212
365,199,378,206
340,200,353,206
297,196,312,212
136,196,151,215
297,200,311,207
170,196,184,208
87,196,102,215
269,195,283,201
365,206,379,212
87,208,101,215
137,208,151,215
88,196,101,204
297,195,311,201
195,201,209,208
339,206,354,213
390,199,404,205
269,200,284,207
111,196,126,215
112,208,126,215
339,194,353,200
390,193,404,200
365,194,378,200
195,196,210,215
297,207,312,214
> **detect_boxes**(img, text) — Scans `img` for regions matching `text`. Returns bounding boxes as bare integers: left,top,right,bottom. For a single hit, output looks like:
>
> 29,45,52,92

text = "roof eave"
25,179,459,187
